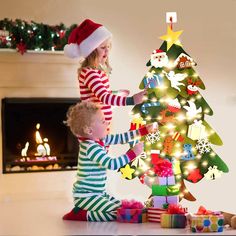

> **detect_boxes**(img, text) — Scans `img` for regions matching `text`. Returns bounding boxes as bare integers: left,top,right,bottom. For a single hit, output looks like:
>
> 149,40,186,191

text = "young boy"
63,101,157,221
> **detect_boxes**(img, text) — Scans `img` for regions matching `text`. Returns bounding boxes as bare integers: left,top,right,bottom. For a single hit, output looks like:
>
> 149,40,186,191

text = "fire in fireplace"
1,97,80,173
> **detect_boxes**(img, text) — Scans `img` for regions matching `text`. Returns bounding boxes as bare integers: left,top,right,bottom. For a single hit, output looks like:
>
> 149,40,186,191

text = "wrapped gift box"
152,185,180,196
117,208,147,223
159,176,176,185
147,207,168,223
187,120,206,140
161,213,187,228
190,214,224,233
153,195,179,208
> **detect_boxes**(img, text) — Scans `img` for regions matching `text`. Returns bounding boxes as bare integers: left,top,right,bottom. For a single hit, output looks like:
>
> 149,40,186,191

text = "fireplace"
1,97,80,173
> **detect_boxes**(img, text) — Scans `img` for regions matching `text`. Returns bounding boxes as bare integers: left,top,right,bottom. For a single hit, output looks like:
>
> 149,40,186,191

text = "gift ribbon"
167,204,186,214
196,206,220,215
121,200,144,209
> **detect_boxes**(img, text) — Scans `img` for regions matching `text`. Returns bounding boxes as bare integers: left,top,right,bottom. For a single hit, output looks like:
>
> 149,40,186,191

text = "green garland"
0,18,77,54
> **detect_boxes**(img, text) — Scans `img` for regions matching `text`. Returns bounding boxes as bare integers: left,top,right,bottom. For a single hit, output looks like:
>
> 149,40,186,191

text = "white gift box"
187,120,206,140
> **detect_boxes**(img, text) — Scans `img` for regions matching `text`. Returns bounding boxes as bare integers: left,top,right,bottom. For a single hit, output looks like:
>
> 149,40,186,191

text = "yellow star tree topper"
160,26,183,50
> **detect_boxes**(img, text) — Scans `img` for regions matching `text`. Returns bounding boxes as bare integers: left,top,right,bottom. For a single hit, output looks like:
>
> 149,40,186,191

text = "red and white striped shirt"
78,67,133,122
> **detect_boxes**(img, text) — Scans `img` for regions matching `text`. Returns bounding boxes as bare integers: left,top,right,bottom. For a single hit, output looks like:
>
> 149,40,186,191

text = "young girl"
64,19,146,123
63,101,156,221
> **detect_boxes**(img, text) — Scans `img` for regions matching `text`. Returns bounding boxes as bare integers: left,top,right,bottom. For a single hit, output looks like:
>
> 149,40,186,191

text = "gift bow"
154,159,173,177
196,206,221,215
167,204,186,214
121,199,144,209
193,119,203,126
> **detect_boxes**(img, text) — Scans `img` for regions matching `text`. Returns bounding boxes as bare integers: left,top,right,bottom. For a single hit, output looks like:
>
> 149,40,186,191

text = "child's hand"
146,122,158,133
133,90,147,104
131,142,144,156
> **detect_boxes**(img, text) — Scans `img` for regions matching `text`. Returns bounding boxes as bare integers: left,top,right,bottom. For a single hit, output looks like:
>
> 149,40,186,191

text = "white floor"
1,198,236,236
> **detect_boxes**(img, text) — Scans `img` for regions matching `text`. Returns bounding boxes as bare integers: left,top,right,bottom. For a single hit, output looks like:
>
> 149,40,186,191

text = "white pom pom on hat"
64,19,112,59
64,43,80,59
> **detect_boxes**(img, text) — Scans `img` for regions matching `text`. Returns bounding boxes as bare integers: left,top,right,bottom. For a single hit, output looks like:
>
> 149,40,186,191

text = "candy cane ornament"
141,102,161,114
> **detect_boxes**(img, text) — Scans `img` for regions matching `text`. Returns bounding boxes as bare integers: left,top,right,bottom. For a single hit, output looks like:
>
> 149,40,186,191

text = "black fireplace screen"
1,97,80,173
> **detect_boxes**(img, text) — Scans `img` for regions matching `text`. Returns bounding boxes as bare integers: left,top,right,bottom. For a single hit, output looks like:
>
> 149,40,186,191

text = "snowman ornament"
150,49,169,68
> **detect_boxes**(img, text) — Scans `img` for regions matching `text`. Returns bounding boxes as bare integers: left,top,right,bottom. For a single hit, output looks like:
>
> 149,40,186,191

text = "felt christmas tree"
119,13,229,201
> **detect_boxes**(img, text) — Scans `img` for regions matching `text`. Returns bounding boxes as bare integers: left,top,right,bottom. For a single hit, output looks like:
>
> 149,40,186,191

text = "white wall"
0,0,235,213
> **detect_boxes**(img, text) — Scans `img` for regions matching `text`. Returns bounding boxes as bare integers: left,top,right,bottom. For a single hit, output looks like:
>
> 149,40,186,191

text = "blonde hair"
65,101,100,137
77,48,112,75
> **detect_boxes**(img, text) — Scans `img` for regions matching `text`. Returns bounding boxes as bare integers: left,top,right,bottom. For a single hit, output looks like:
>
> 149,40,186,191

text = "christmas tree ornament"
120,164,135,179
196,138,211,154
186,78,201,95
159,109,175,124
130,115,146,130
181,144,195,160
144,71,163,88
183,100,202,119
159,26,183,50
163,136,174,155
167,98,181,113
150,49,169,68
131,152,148,170
141,102,160,114
172,132,184,142
187,120,206,140
174,53,196,69
164,71,187,91
146,131,161,144
186,168,203,183
204,166,223,180
16,41,27,55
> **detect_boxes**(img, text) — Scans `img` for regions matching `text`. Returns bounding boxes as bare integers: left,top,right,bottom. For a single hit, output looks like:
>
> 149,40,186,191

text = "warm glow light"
166,123,175,129
157,143,162,148
166,60,175,69
176,175,182,180
180,129,186,134
187,163,196,170
180,99,186,105
204,108,210,114
196,154,202,159
184,170,189,175
143,96,148,101
196,94,202,99
202,161,208,167
174,151,182,158
210,130,215,135
210,152,216,157
176,114,185,121
193,73,198,77
151,98,157,102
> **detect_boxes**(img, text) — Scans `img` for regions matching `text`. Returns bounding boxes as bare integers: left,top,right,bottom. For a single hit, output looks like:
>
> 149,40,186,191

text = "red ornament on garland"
16,41,27,55
59,30,65,39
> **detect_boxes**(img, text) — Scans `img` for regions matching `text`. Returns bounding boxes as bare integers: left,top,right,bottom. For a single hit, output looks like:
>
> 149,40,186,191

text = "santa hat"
64,19,112,59
152,49,166,55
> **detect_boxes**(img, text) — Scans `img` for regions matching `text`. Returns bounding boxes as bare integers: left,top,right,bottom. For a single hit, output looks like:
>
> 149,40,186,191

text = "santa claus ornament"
150,49,169,68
